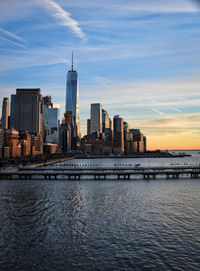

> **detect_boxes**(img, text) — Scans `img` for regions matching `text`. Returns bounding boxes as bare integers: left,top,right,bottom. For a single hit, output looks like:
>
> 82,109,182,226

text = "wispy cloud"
93,75,114,85
0,27,26,43
152,108,165,115
112,0,200,13
0,36,27,49
169,107,182,113
37,0,85,39
55,0,200,13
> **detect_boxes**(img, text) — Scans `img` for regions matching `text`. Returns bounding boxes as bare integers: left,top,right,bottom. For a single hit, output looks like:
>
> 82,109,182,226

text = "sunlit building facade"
65,53,80,139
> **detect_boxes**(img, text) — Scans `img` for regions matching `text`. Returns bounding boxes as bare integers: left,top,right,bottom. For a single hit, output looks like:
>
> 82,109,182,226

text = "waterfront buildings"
46,105,60,145
129,129,145,153
0,122,3,158
59,123,71,152
87,119,91,136
10,94,15,129
82,103,147,155
0,59,148,158
65,53,80,140
90,103,102,134
19,131,31,157
4,129,21,158
2,97,9,129
42,96,52,140
14,88,43,134
113,115,124,154
102,109,110,132
31,133,43,155
48,106,60,135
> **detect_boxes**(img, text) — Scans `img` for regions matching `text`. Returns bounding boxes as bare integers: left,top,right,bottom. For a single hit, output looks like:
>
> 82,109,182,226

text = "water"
53,150,200,169
0,153,200,270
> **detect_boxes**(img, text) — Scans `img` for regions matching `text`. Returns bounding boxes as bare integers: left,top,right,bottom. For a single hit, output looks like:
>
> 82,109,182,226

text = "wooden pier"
1,166,200,180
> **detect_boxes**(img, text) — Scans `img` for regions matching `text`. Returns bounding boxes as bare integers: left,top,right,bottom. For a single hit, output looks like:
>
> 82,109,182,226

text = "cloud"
37,0,85,39
57,0,200,14
0,27,26,43
169,107,182,113
152,108,165,115
0,1,35,23
0,36,27,49
139,112,200,127
56,0,200,13
112,0,200,13
93,75,114,85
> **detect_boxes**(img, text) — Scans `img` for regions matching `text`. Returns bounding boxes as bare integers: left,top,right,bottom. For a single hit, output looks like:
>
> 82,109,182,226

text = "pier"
0,166,200,180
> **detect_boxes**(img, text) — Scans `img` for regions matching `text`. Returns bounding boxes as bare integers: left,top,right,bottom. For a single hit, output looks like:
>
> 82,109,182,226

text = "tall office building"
14,88,43,134
113,115,124,153
87,119,91,136
102,109,110,132
90,103,102,134
0,121,3,158
59,123,71,152
65,52,80,139
48,106,60,134
123,121,130,154
2,97,9,129
42,96,52,138
129,129,144,153
10,94,15,129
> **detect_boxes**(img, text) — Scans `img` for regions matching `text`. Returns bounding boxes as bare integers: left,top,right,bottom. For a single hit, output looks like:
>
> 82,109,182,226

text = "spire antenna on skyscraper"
71,50,74,71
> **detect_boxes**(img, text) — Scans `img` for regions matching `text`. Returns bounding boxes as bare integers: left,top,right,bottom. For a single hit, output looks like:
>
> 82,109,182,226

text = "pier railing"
1,166,200,180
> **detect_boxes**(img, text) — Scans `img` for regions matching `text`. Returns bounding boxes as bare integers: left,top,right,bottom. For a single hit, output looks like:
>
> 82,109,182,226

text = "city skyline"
0,0,200,150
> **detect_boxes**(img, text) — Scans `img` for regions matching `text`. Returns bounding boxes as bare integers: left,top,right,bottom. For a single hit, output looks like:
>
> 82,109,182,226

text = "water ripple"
0,179,200,270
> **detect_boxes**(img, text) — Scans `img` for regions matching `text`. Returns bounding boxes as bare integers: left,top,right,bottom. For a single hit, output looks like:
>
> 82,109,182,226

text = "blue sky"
0,0,200,149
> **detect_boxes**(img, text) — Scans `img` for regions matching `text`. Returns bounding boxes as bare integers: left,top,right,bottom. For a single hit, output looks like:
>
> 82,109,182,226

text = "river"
0,151,200,270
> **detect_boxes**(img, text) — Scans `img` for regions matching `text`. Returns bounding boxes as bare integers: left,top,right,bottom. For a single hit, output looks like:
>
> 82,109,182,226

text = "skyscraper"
0,121,3,158
14,88,43,134
59,123,71,153
2,97,9,129
102,108,110,132
42,95,52,138
10,94,15,129
90,103,102,134
87,119,91,136
48,106,60,135
113,115,124,153
65,52,80,139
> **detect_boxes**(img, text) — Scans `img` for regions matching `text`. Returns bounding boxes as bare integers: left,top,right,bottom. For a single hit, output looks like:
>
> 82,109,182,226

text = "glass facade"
65,69,80,138
48,107,60,134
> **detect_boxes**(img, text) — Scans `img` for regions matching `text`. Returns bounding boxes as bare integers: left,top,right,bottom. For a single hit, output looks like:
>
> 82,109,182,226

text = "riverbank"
75,152,191,159
0,153,74,168
27,157,74,168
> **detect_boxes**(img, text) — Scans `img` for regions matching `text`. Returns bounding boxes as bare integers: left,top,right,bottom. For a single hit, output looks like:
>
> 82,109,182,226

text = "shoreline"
75,154,191,159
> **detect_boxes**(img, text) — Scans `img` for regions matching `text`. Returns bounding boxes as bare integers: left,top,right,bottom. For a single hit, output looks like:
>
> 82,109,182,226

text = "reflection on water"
0,177,200,271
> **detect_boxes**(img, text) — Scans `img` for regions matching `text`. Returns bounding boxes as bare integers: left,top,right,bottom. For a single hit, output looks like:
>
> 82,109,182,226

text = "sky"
0,0,200,150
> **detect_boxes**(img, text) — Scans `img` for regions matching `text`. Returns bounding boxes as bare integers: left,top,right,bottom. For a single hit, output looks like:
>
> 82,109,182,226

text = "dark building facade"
113,115,124,153
2,97,9,129
14,88,43,134
59,123,71,153
10,94,15,129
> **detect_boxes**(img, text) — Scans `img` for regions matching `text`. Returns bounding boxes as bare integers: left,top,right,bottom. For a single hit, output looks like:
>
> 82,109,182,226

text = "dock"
0,166,200,180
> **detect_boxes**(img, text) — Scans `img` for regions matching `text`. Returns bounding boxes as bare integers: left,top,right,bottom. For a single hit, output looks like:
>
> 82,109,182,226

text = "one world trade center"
65,52,80,145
